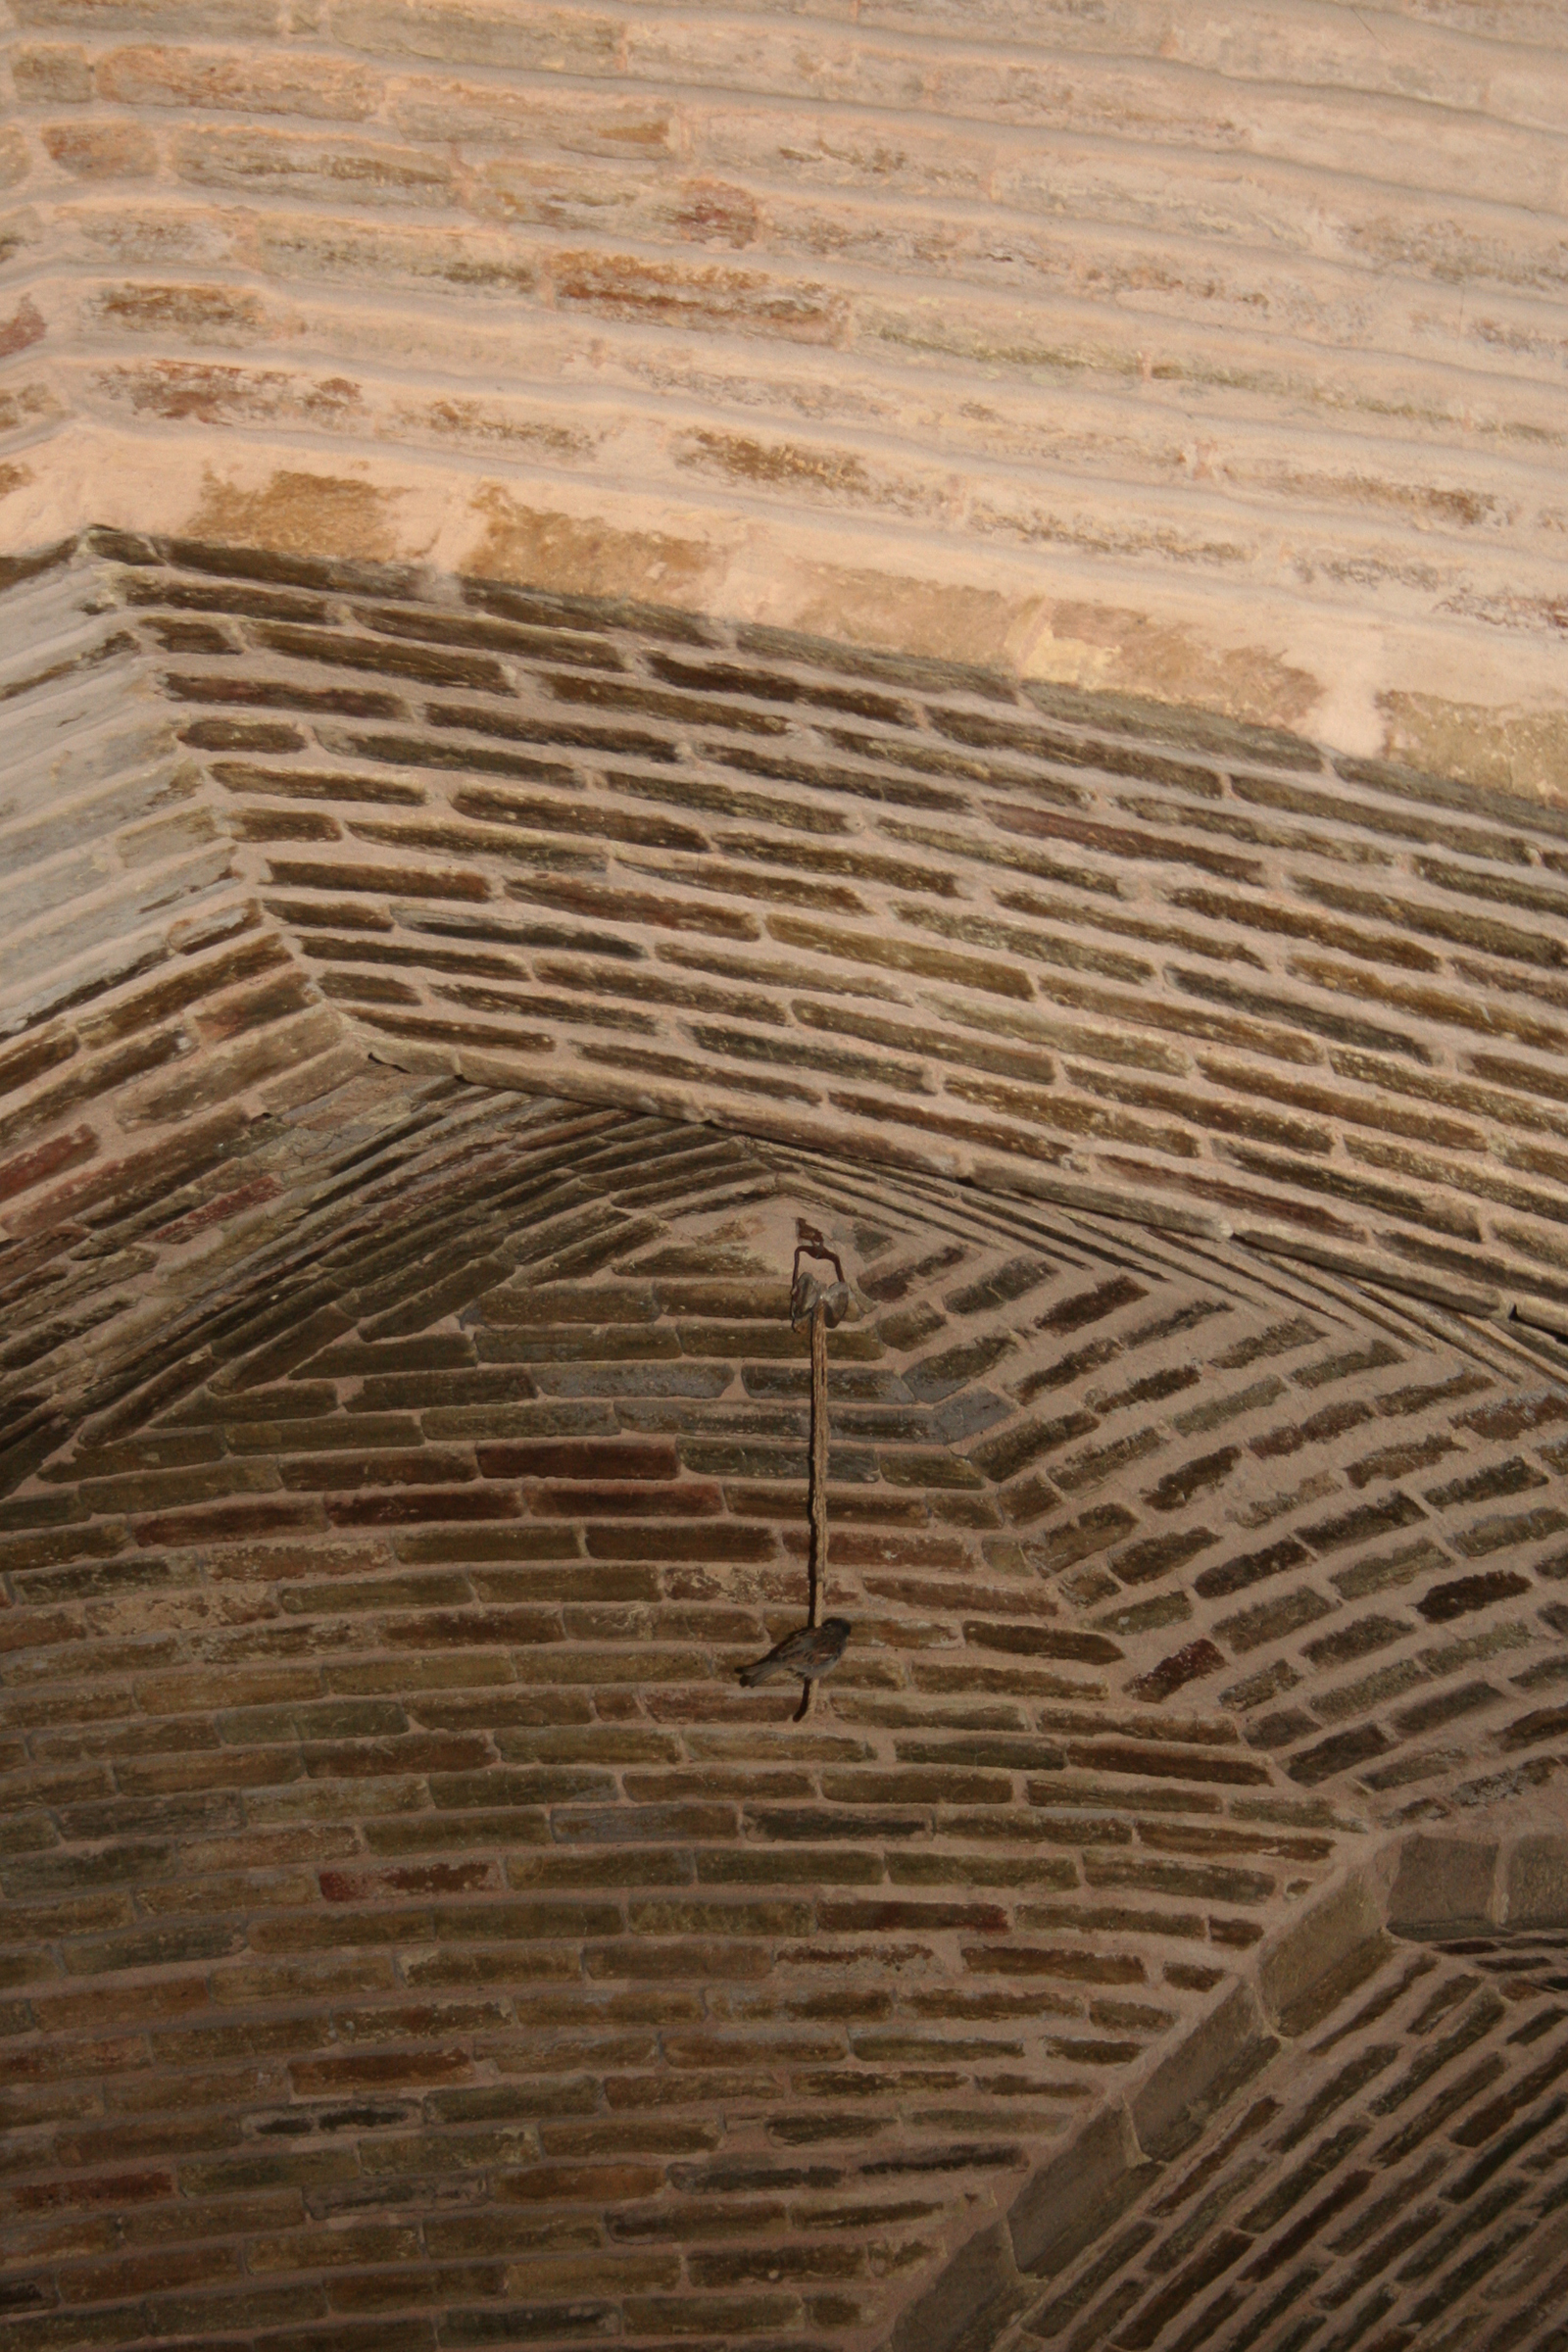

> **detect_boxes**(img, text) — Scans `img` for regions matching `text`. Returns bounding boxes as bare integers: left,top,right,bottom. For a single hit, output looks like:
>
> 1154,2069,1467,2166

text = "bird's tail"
737,1658,782,1687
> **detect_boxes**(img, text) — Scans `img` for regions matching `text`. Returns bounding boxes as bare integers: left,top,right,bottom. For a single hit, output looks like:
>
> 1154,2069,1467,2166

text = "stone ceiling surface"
3,0,1568,788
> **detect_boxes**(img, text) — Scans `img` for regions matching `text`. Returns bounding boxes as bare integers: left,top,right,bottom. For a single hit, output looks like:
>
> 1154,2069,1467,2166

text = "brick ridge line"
871,1834,1516,2352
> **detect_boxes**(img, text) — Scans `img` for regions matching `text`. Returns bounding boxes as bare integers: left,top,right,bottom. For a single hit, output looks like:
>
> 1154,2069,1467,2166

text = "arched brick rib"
905,1824,1568,2352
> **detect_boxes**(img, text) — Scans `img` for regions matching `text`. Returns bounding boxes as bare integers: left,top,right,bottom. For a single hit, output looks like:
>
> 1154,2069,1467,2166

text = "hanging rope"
808,1292,828,1637
790,1225,847,1723
798,1294,830,1721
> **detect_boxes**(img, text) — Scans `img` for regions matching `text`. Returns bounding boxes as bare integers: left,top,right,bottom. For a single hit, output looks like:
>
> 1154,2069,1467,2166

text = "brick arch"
10,535,1568,1356
0,1092,1288,2346
6,0,1568,2333
886,1807,1568,2352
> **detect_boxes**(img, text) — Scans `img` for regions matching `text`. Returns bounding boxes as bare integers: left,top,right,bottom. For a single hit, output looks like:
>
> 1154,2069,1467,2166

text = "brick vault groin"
1,537,1567,2352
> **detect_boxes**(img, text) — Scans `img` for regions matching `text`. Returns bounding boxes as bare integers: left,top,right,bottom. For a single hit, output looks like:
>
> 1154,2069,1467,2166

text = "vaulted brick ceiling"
5,528,1568,2352
5,7,1568,2351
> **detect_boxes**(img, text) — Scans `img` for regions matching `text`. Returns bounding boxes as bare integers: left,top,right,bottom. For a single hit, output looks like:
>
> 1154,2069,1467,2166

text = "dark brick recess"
0,1066,1562,2348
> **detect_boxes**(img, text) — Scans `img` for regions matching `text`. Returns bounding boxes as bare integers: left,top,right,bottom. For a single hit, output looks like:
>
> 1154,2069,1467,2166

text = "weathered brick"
1388,1836,1498,1935
1285,1725,1390,1787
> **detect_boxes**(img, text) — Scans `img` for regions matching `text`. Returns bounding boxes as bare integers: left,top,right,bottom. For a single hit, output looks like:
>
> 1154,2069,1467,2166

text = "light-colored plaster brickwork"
3,1,1568,784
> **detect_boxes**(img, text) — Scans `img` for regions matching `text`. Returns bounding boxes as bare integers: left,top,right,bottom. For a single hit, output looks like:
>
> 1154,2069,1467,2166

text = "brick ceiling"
9,531,1568,1365
4,1035,1568,2352
5,5,1568,2347
3,532,1568,2352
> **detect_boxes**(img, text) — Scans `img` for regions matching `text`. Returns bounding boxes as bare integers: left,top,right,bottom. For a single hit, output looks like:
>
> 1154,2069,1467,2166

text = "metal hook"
791,1223,849,1329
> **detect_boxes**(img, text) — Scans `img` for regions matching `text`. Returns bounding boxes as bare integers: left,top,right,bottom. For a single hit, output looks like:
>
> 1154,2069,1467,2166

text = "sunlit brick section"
4,1,1568,787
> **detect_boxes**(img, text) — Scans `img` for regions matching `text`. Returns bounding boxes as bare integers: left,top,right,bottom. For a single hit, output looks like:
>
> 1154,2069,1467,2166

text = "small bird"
738,1618,852,1689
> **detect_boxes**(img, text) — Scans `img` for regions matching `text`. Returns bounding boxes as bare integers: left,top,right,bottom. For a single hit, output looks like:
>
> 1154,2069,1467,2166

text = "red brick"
528,1482,724,1519
476,1439,679,1480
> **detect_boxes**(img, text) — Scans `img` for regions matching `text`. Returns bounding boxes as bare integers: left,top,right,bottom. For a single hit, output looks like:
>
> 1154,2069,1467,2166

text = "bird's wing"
737,1637,791,1685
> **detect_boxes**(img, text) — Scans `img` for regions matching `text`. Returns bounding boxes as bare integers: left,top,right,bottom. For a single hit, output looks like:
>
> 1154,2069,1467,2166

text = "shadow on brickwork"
0,1064,1563,2349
